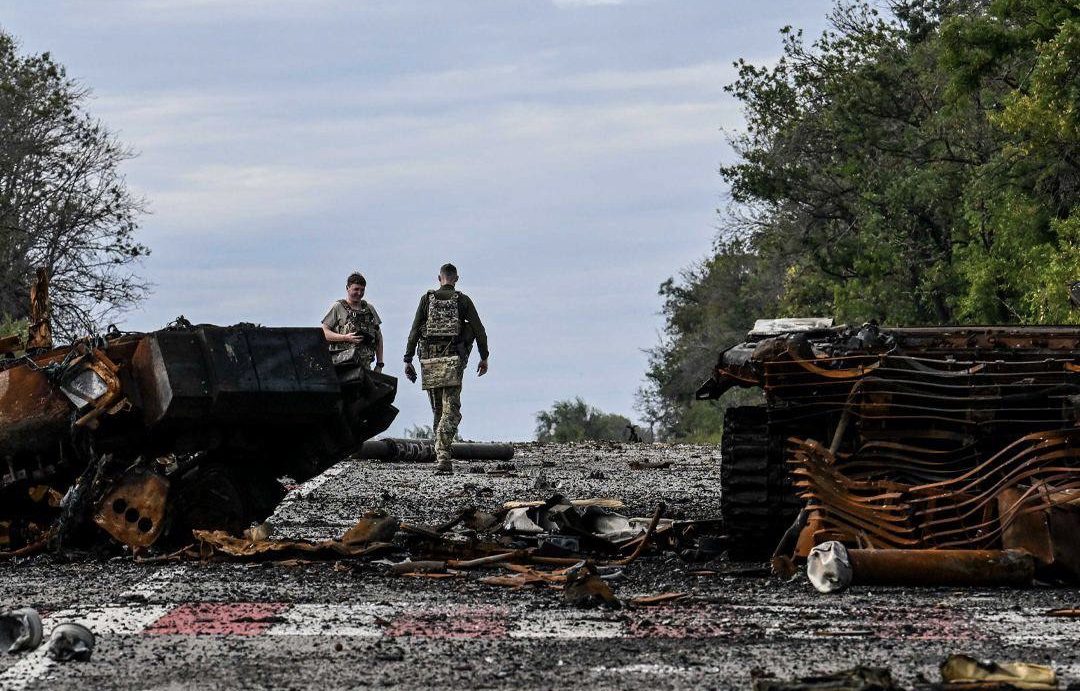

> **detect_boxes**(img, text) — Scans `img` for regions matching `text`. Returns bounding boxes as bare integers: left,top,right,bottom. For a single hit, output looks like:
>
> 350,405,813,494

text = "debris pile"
148,493,720,607
700,320,1080,585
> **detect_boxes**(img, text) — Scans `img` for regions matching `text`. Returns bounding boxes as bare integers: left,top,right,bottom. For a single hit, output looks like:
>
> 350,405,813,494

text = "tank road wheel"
720,406,800,560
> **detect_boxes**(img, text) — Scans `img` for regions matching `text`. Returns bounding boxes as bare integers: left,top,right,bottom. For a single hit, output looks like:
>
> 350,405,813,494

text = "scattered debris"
193,525,397,561
43,623,94,662
0,608,43,654
940,654,1057,689
563,562,620,608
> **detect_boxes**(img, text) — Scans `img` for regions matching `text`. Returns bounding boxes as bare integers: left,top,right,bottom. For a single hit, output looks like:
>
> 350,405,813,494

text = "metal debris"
43,623,94,662
807,541,1034,593
357,438,514,463
940,654,1057,689
0,608,43,654
563,562,620,608
700,321,1080,578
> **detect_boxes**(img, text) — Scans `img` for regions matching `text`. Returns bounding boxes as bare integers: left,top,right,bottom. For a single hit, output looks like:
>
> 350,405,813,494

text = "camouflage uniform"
322,299,381,368
405,286,488,469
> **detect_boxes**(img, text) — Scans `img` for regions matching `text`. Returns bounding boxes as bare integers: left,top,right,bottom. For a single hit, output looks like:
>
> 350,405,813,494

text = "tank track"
720,405,801,560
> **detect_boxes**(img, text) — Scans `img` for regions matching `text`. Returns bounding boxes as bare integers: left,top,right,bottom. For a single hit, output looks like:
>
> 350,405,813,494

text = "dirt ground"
1,442,1079,690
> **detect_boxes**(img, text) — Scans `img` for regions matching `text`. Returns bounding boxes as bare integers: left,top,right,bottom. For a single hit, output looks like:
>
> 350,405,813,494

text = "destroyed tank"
698,319,1080,561
0,320,398,551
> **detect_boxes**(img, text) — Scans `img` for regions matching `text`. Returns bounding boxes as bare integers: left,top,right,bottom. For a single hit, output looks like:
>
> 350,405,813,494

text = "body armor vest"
331,300,378,350
423,291,461,338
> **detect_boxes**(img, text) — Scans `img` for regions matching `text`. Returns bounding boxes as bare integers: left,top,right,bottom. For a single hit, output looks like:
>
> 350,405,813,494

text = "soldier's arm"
322,305,360,344
463,296,489,361
404,296,427,361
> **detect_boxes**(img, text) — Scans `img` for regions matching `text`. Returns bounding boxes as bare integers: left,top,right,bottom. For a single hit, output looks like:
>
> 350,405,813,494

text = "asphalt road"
1,442,1079,690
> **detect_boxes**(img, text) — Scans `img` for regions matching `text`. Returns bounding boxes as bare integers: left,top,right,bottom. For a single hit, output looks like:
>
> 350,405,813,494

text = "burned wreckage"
0,290,399,553
699,318,1080,584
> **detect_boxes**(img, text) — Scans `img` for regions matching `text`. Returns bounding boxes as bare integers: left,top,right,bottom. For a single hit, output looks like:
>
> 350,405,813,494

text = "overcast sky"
2,0,832,441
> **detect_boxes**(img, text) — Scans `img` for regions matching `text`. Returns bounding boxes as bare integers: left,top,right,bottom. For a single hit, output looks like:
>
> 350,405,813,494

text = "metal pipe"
357,438,515,462
847,548,1034,587
807,541,1034,592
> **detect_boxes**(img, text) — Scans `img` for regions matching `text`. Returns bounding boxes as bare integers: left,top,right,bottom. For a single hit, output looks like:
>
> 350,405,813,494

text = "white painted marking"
0,652,56,691
44,605,171,635
120,565,190,601
509,612,623,639
284,461,354,500
266,603,395,637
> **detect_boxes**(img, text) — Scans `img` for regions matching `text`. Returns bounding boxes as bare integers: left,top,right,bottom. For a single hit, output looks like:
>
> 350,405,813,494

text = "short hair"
346,272,366,287
439,263,458,278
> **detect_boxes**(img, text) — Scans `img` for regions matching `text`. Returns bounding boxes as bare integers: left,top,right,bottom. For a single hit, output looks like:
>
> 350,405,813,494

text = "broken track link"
720,405,801,560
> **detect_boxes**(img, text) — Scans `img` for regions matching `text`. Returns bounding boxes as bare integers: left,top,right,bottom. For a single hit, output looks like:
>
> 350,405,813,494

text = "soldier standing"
321,272,385,371
404,263,489,474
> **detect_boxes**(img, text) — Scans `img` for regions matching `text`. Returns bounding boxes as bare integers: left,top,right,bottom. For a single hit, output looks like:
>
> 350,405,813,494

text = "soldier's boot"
435,458,453,474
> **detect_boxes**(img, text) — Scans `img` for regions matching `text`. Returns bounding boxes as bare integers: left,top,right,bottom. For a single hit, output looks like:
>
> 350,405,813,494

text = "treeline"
641,0,1080,440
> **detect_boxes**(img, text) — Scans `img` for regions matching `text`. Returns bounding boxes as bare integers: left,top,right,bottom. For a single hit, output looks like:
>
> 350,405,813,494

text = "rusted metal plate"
93,471,170,548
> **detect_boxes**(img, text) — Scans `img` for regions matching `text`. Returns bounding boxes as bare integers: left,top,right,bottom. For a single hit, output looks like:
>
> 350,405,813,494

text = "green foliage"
403,424,433,439
647,0,1080,439
0,314,25,340
0,30,148,339
535,398,634,443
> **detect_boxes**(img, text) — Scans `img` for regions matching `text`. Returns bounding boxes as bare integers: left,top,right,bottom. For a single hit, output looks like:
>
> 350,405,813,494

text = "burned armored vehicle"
698,319,1080,575
0,318,398,553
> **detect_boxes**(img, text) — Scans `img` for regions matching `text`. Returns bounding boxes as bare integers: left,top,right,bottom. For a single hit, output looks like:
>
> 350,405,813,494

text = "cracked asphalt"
1,441,1079,690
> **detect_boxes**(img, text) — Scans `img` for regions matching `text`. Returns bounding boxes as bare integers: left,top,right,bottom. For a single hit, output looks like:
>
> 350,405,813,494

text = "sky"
1,0,832,441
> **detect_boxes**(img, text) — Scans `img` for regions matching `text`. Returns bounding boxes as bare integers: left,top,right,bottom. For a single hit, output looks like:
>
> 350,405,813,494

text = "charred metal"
0,303,399,553
701,319,1080,583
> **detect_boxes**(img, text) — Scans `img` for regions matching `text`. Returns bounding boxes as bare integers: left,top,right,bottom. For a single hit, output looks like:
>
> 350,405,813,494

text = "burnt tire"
720,406,800,560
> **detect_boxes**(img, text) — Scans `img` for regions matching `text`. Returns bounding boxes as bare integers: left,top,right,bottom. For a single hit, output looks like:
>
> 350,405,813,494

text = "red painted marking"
387,606,509,639
627,605,735,639
146,603,288,636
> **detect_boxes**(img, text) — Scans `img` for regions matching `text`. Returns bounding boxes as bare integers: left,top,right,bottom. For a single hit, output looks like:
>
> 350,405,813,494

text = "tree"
534,398,634,443
645,0,1080,439
0,31,148,339
637,237,771,441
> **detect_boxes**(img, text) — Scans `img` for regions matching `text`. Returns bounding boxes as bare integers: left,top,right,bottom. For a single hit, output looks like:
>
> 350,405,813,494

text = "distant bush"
535,397,637,443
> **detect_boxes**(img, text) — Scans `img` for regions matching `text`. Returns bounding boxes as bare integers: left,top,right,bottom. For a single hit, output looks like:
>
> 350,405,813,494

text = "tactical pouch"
331,347,359,366
419,355,462,390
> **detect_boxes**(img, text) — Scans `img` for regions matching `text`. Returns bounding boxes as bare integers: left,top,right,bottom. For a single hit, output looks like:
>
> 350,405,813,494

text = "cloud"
94,58,740,235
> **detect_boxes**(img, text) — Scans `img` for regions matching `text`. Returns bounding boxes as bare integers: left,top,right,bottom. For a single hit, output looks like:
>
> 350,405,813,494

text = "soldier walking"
321,272,385,371
404,263,489,474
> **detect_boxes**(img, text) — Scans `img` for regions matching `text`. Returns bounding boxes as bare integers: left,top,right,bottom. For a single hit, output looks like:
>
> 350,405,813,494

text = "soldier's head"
346,272,366,303
438,263,458,287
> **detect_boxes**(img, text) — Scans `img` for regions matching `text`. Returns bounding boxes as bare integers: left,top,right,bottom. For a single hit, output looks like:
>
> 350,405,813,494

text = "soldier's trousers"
428,385,462,464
